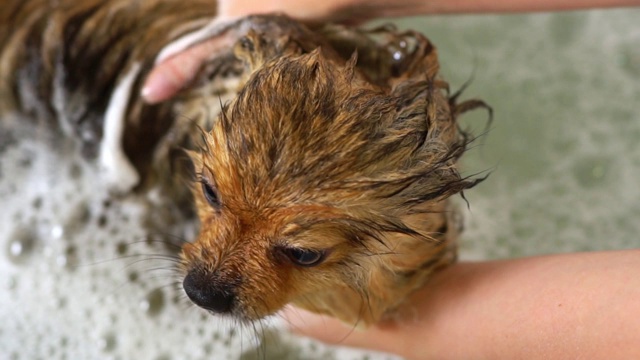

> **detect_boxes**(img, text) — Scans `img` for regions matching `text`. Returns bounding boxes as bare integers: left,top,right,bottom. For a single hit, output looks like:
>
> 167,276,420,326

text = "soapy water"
1,8,639,359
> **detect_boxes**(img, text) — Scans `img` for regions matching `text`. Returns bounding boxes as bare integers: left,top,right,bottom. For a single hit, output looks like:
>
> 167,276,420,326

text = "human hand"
279,263,468,360
141,0,370,104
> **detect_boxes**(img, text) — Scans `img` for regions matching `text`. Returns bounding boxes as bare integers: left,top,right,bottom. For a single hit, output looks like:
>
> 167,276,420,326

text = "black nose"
183,271,236,313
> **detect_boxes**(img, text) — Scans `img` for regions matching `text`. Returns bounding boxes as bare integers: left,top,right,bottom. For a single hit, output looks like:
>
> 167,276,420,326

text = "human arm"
219,0,638,20
283,250,640,359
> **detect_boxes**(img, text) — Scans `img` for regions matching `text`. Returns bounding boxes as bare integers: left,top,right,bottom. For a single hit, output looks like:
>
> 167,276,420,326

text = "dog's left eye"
283,248,326,267
201,181,220,208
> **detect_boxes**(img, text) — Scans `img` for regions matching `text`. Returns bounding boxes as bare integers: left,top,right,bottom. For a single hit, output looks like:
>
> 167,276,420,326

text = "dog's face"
181,50,380,321
179,36,480,324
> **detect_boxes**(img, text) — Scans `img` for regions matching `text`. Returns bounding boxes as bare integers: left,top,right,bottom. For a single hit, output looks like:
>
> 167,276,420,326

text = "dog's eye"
283,248,326,267
201,181,220,208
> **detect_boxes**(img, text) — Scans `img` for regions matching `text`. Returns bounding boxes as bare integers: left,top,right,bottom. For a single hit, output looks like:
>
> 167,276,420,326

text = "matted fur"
1,0,488,327
184,29,486,325
0,0,217,184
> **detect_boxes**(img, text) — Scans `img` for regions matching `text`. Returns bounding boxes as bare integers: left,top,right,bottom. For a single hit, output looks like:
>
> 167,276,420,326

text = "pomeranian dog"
1,0,487,327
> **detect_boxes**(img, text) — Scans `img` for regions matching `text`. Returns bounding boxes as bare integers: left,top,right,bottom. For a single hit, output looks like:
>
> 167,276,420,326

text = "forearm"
353,0,639,18
219,0,638,24
397,251,640,359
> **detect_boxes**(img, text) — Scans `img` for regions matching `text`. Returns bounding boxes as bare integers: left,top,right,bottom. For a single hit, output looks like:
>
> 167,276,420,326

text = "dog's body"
1,0,485,327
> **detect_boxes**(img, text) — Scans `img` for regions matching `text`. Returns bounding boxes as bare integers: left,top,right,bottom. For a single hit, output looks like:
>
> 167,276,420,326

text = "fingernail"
141,85,158,104
141,74,170,104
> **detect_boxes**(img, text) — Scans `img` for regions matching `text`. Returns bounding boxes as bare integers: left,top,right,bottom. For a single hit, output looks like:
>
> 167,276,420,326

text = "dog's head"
178,28,484,325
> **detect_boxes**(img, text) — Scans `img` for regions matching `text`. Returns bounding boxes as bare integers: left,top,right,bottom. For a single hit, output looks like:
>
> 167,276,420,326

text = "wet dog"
1,0,487,327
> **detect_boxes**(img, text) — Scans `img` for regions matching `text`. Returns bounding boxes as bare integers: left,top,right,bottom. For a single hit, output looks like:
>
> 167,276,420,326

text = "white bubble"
51,225,64,240
6,228,36,264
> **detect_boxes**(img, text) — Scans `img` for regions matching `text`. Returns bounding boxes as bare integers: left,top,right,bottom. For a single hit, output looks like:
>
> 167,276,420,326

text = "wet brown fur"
1,0,488,327
183,29,487,325
0,0,217,181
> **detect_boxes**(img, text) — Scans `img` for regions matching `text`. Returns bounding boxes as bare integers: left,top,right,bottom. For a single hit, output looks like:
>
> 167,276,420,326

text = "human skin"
141,0,639,103
282,250,640,359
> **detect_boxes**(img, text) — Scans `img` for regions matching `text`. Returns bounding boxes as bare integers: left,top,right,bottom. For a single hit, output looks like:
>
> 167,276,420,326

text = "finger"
281,306,399,354
141,36,231,104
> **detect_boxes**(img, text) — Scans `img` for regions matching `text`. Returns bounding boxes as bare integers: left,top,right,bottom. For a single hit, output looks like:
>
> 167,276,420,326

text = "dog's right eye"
201,181,220,208
282,247,327,267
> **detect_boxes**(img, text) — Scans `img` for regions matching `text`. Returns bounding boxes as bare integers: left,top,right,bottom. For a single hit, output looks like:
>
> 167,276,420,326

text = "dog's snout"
183,271,236,313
